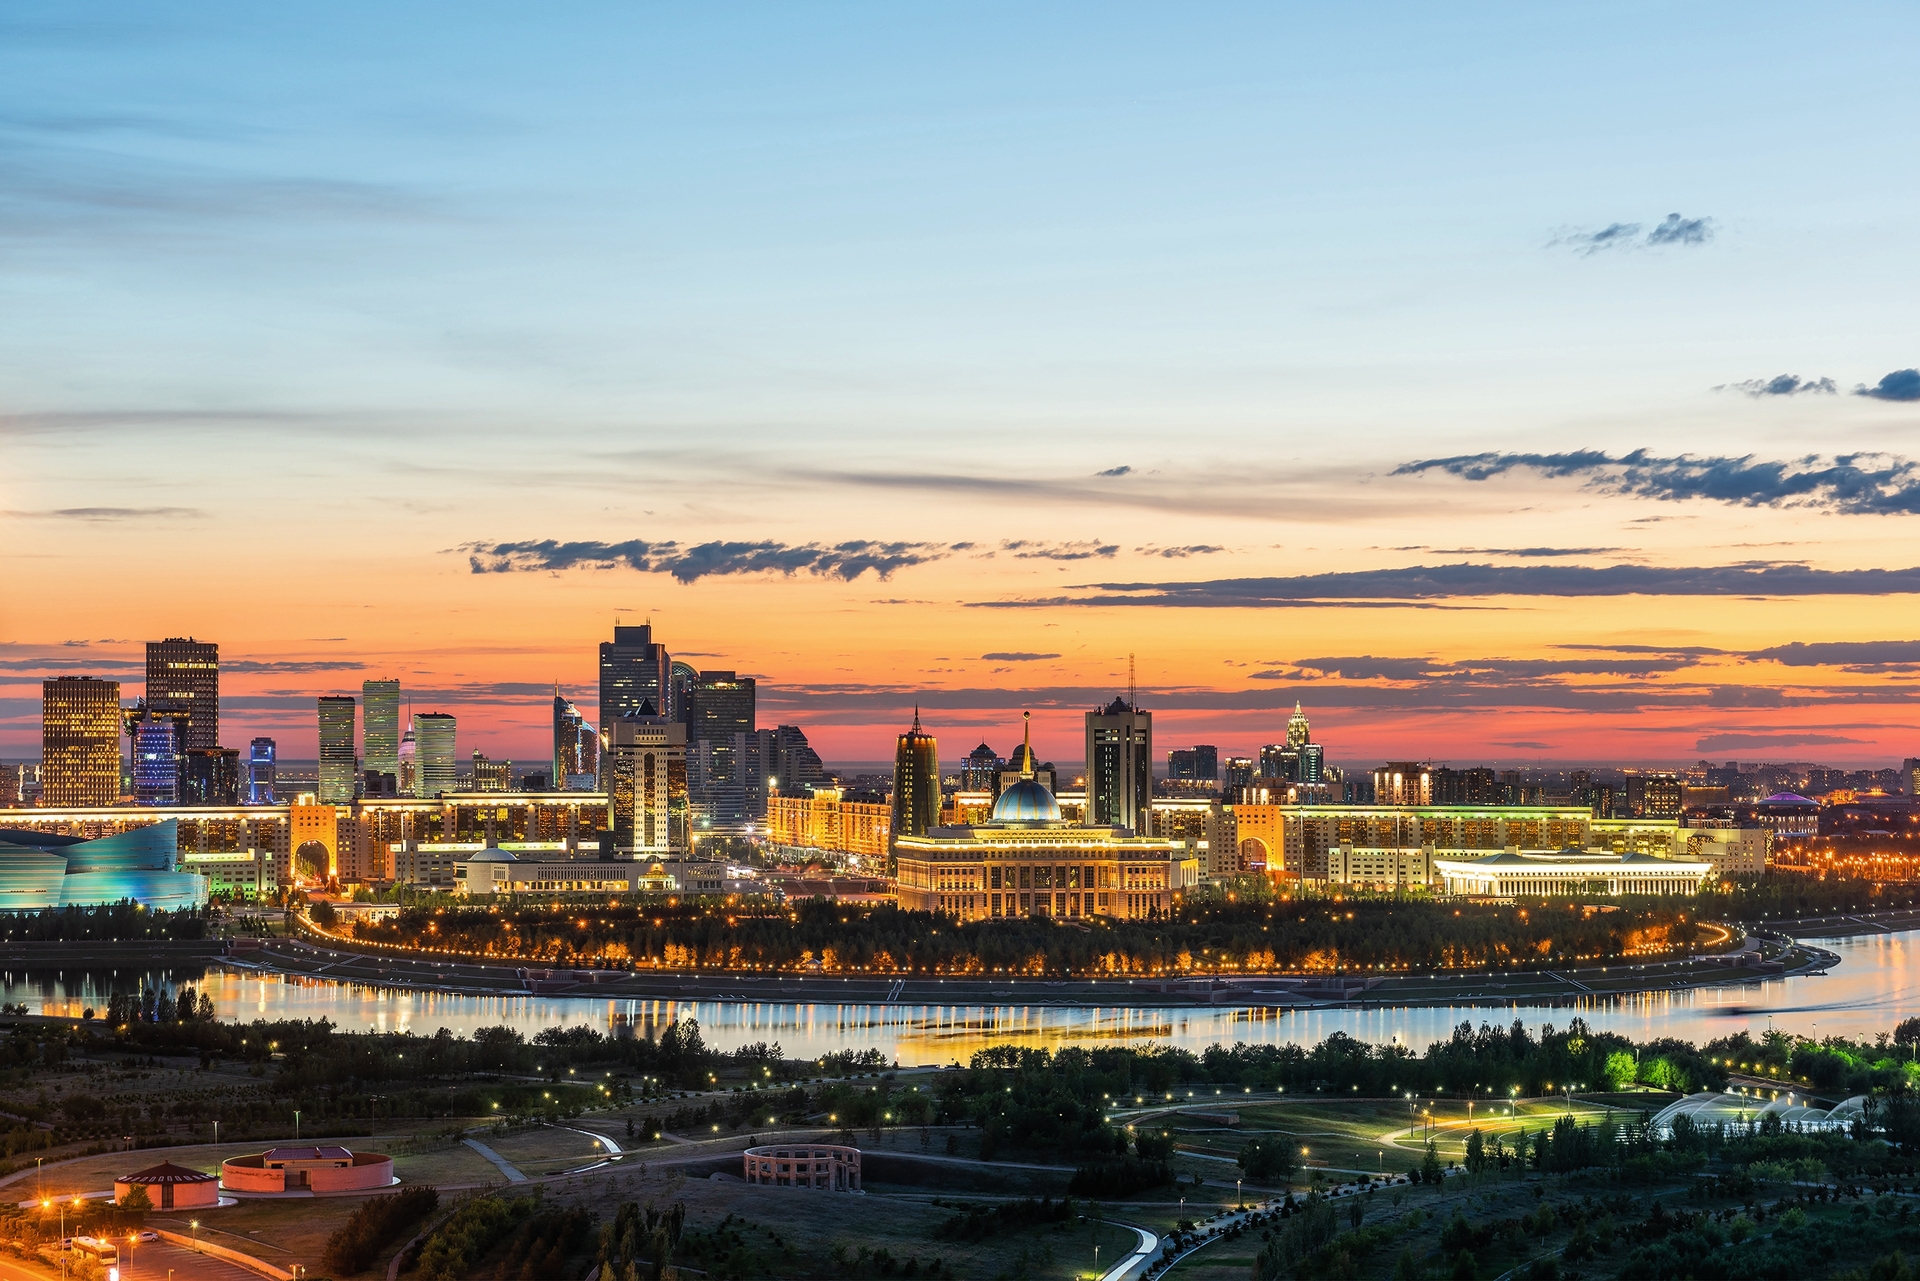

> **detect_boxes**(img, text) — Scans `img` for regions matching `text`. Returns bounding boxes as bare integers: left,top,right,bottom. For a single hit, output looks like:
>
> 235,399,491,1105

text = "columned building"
1433,849,1712,897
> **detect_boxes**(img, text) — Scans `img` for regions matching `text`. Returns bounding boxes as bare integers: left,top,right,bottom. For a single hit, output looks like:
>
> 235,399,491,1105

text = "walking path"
461,1138,528,1182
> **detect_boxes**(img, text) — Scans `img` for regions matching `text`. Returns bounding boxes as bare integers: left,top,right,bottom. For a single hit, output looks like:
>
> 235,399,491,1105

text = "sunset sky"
5,2,1920,770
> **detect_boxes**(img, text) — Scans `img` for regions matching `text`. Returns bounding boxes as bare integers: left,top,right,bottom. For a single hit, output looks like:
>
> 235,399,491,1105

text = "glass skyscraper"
891,709,940,871
689,671,755,831
412,712,457,798
248,737,277,804
317,696,357,803
145,637,219,752
362,679,400,782
1085,696,1152,833
552,691,597,789
599,624,672,736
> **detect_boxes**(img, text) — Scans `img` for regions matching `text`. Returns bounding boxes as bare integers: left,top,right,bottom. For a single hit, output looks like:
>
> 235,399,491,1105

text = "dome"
992,778,1061,823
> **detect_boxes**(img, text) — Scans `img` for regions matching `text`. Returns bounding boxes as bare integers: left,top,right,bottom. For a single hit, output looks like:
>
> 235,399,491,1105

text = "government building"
892,719,1195,921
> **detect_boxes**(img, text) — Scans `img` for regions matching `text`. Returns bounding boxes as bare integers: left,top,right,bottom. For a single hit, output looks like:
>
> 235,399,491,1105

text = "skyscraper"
41,676,122,806
599,624,672,735
362,679,401,782
1286,701,1311,749
470,750,512,792
766,725,826,794
552,690,598,789
961,742,1001,791
891,709,940,869
317,696,357,803
248,737,277,804
1085,696,1151,832
609,703,688,857
688,671,755,830
1167,746,1218,785
146,638,219,751
412,713,457,797
131,710,181,805
183,747,241,805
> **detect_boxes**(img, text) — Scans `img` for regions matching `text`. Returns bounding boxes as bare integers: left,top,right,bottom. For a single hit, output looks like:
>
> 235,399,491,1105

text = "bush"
415,1192,527,1281
934,1196,1074,1242
1068,1158,1173,1199
321,1186,440,1276
1238,1138,1297,1183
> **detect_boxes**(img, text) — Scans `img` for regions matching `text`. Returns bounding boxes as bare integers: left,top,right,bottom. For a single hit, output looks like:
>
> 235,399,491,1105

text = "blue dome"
992,778,1061,823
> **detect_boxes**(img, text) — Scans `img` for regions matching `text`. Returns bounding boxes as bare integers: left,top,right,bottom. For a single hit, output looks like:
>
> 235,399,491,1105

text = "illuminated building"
1433,766,1500,805
289,798,339,882
1166,745,1218,787
130,707,182,805
182,848,276,899
552,690,598,789
609,703,689,857
317,696,357,803
42,676,122,807
961,742,1001,791
1372,762,1432,806
220,1147,393,1195
766,787,892,861
600,623,672,731
890,709,940,863
1630,773,1685,818
1752,792,1820,836
893,725,1193,921
412,712,457,797
1432,849,1712,897
145,638,218,751
996,734,1055,798
470,751,512,792
182,748,241,806
941,791,994,825
362,679,400,782
762,725,825,796
248,737,276,804
1223,756,1256,794
397,728,416,795
689,671,755,830
0,821,208,909
1085,696,1151,833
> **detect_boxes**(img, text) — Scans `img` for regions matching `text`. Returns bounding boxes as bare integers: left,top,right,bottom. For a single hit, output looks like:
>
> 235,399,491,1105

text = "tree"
1421,1141,1443,1186
1347,1195,1365,1231
1464,1128,1486,1176
118,1184,152,1214
1238,1139,1297,1184
1604,1049,1637,1090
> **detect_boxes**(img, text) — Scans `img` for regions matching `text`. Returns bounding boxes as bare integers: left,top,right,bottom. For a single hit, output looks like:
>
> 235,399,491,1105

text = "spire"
1294,699,1302,714
1020,711,1034,779
913,703,921,731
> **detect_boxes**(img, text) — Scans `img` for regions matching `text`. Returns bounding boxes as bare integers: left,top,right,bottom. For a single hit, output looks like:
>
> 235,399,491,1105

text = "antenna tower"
1128,653,1136,709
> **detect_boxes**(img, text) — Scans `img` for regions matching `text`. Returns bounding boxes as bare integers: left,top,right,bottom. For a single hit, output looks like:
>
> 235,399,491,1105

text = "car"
136,1230,158,1242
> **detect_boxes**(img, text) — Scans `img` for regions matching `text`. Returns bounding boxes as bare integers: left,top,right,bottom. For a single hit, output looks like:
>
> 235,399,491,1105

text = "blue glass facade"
0,820,208,910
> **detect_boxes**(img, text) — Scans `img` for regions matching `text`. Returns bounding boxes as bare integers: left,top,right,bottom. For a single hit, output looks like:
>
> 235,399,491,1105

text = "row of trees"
0,903,209,941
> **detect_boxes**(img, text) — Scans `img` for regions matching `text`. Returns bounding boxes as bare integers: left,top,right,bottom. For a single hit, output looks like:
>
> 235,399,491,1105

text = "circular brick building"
220,1145,394,1194
742,1144,861,1192
115,1161,220,1211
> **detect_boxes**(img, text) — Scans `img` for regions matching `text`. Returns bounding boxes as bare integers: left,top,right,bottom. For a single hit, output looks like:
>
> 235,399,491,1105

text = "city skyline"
5,5,1920,766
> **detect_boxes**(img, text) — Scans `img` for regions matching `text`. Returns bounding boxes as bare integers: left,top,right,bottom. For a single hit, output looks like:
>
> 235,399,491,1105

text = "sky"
4,2,1920,771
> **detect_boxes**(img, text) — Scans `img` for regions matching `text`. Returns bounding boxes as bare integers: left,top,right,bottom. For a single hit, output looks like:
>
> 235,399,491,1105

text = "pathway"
462,1138,528,1182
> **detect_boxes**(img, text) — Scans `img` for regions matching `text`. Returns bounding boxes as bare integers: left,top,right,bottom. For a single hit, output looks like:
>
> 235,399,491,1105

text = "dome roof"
992,778,1061,823
1005,742,1038,773
1758,792,1818,807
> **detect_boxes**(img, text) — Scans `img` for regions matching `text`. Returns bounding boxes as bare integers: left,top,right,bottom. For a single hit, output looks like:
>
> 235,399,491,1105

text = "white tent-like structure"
1649,1089,1869,1137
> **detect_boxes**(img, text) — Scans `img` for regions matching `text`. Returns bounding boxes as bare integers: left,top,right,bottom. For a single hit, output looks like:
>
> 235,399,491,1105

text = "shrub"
415,1192,528,1281
321,1186,440,1276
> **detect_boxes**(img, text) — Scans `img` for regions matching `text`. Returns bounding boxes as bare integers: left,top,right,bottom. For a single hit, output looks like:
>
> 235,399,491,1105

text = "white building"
1432,849,1712,897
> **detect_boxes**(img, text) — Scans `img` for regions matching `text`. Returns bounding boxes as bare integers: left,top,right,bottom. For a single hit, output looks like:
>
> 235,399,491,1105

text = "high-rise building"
362,679,400,782
961,742,1001,792
183,747,241,805
609,703,688,857
552,691,598,789
689,671,755,830
1902,758,1920,798
317,696,357,803
132,712,181,805
412,713,457,797
891,709,940,867
1085,696,1151,832
146,638,219,751
248,737,277,804
41,677,122,807
397,728,417,796
1286,701,1311,749
470,751,513,792
1372,762,1432,806
1223,756,1256,795
765,725,826,795
669,660,697,727
1167,745,1218,785
599,624,672,736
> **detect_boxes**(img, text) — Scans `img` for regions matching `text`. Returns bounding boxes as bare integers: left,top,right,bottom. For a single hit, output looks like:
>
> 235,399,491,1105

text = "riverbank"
226,927,1837,1012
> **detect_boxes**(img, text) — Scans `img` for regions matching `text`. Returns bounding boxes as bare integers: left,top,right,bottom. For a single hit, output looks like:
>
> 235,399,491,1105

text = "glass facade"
248,737,277,804
362,679,400,779
317,696,357,803
41,677,122,807
412,712,457,798
145,638,219,751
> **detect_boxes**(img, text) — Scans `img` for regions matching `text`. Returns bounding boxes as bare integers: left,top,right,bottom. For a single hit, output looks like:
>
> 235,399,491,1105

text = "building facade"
182,748,241,806
599,624,672,733
412,712,457,797
41,677,122,807
688,671,756,829
248,737,277,805
362,679,400,782
890,710,940,861
1433,849,1712,897
766,787,892,861
1085,697,1151,833
609,709,689,857
552,691,598,789
146,638,219,751
317,696,357,803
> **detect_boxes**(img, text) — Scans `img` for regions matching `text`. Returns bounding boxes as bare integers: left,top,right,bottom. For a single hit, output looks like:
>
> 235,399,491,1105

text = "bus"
70,1235,120,1267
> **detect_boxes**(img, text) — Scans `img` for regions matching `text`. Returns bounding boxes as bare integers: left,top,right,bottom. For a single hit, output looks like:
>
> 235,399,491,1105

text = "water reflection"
6,931,1915,1061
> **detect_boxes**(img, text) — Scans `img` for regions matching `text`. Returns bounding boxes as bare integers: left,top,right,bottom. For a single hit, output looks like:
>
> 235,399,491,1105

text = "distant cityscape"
4,621,1916,914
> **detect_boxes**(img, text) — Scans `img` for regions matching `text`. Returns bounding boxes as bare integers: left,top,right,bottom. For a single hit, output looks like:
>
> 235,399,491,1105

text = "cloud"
222,659,369,674
1394,449,1920,515
1136,545,1226,558
1261,656,1437,681
1553,213,1713,255
1720,374,1838,397
1695,731,1867,751
1095,466,1133,477
463,538,949,583
981,652,1060,662
1748,640,1920,673
1259,652,1710,684
1000,540,1119,561
1857,369,1920,402
977,562,1920,607
3,506,203,520
1427,547,1626,558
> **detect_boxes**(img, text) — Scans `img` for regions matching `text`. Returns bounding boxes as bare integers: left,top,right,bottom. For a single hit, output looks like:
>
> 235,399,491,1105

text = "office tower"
471,751,512,792
130,712,180,805
41,676,121,806
317,696,357,803
248,737,277,804
609,703,688,856
183,747,241,805
412,713,457,797
1903,758,1920,798
397,728,417,795
599,624,672,734
1286,701,1311,749
1641,774,1684,818
1432,765,1499,805
1589,782,1617,818
1085,696,1151,832
670,660,697,727
688,671,755,829
765,725,826,795
891,709,940,864
1223,756,1256,795
1373,762,1432,805
1568,769,1593,809
362,679,400,781
552,691,598,789
145,638,219,751
961,742,1001,792
1258,743,1291,779
41,677,122,806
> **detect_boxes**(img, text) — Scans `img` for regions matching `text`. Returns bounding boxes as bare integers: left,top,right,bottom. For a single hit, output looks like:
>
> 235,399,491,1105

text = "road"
127,1239,264,1281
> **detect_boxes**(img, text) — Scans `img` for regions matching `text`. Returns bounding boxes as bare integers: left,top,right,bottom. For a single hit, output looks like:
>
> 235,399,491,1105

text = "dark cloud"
1095,466,1133,477
1857,370,1920,402
1695,731,1866,751
463,538,948,583
222,659,368,674
1260,653,1708,684
1000,540,1118,561
977,562,1920,607
3,505,204,521
1645,212,1714,246
1395,450,1920,515
1553,213,1713,255
1748,640,1920,673
1260,656,1437,682
1428,547,1626,558
1137,545,1226,558
1721,375,1837,397
1560,222,1642,254
981,652,1060,662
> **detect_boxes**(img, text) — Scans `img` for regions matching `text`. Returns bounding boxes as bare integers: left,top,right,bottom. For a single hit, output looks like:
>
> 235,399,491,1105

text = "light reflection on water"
6,931,1916,1062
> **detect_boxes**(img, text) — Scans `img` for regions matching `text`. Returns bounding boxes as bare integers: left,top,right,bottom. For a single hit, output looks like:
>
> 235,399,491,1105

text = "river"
5,930,1916,1063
